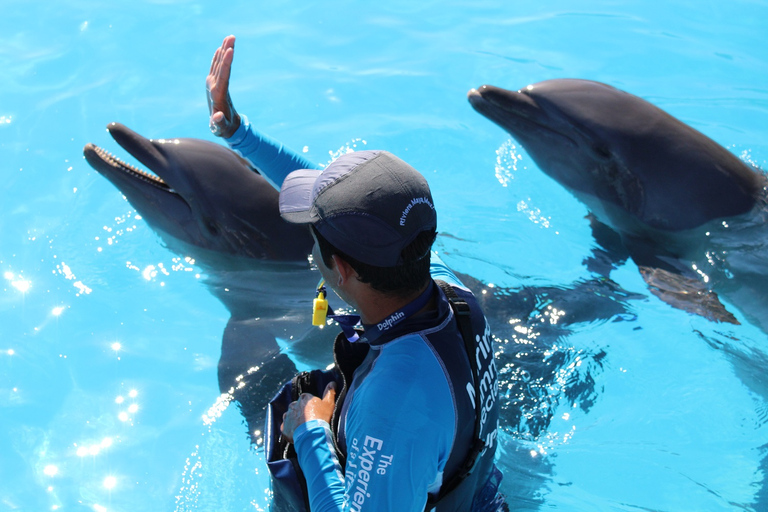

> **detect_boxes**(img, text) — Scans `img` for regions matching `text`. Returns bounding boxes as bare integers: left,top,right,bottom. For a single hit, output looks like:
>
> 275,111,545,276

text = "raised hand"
206,35,241,138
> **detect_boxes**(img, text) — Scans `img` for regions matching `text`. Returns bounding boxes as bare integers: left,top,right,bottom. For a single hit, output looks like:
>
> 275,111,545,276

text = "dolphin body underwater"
83,123,339,438
468,79,768,331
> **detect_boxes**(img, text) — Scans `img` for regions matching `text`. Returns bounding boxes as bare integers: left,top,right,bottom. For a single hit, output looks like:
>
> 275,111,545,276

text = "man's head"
279,150,437,297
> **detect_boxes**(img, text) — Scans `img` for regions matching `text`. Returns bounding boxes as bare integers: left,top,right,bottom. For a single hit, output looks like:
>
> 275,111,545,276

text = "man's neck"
356,281,433,325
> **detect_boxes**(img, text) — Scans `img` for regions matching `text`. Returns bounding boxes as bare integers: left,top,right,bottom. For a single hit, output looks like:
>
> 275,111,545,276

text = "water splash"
326,138,368,165
516,200,552,228
55,262,92,296
494,139,523,187
174,390,268,512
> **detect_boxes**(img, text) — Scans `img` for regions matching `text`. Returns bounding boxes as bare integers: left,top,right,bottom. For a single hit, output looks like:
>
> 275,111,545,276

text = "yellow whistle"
312,279,329,326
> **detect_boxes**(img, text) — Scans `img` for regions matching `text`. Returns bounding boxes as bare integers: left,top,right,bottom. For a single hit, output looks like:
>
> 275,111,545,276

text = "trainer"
207,35,505,511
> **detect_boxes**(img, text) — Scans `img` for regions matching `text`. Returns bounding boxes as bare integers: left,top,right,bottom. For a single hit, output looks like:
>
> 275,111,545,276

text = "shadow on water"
461,252,768,508
693,328,768,512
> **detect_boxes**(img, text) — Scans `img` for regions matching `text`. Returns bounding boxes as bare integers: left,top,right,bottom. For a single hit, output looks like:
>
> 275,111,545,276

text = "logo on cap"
399,196,435,226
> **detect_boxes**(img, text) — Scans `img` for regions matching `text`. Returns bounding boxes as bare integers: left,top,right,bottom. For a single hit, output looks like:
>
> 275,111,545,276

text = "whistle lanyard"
313,279,434,343
313,279,361,342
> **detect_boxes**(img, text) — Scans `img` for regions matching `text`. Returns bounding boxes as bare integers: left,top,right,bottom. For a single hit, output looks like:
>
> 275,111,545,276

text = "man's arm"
224,116,319,190
282,383,346,510
206,35,318,190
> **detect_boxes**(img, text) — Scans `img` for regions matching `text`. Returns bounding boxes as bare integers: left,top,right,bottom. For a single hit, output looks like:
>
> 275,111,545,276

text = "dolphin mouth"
468,85,539,120
468,85,577,148
84,142,171,192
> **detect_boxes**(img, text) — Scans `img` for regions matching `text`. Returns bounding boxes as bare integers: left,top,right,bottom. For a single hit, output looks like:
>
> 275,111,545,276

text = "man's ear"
331,254,357,285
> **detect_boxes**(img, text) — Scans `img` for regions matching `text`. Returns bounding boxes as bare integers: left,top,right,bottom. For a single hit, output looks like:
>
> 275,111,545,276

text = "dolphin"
468,79,768,329
83,124,336,440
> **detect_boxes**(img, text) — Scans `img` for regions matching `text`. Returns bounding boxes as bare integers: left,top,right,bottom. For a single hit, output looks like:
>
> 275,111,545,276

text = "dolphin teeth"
92,145,169,189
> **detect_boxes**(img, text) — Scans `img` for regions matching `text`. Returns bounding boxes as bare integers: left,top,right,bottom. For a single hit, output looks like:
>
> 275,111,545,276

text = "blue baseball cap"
279,150,436,267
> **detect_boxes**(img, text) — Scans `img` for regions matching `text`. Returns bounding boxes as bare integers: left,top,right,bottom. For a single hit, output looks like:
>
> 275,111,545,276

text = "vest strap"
427,280,487,508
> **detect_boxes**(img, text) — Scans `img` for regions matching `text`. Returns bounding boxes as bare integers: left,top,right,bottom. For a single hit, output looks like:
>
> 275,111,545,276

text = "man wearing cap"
207,36,505,511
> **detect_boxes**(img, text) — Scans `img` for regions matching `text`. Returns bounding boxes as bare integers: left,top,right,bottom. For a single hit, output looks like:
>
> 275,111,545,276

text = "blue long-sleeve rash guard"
226,115,321,188
293,306,458,511
225,121,474,511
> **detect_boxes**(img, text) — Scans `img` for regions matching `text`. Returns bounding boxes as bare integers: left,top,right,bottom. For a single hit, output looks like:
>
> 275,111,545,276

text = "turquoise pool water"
2,1,767,510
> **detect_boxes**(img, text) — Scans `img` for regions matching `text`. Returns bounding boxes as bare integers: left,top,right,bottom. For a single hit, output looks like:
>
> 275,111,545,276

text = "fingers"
323,381,337,404
222,34,235,52
211,46,233,85
207,35,234,99
209,35,235,74
216,51,233,96
280,410,292,441
209,46,220,77
209,115,224,136
281,385,336,440
207,47,230,92
206,35,239,138
215,36,235,81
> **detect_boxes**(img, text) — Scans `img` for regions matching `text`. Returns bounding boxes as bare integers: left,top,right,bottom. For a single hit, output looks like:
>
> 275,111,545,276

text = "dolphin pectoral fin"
639,266,740,325
218,317,295,395
218,316,298,444
583,214,631,276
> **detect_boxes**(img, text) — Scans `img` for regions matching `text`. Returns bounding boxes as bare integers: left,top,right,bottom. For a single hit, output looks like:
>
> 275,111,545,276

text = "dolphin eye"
206,221,219,236
593,145,611,160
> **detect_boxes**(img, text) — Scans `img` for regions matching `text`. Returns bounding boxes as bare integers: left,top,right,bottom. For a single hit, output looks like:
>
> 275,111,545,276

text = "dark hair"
312,225,436,298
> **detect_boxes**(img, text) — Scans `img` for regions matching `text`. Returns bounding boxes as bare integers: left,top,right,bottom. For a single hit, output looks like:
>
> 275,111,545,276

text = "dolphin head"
83,123,312,261
469,79,763,231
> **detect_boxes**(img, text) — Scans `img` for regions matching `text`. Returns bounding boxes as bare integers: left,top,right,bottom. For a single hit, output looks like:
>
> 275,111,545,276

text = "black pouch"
265,368,341,512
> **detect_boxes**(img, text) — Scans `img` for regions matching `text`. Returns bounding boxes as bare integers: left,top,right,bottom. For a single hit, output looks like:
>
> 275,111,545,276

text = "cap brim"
279,168,323,223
